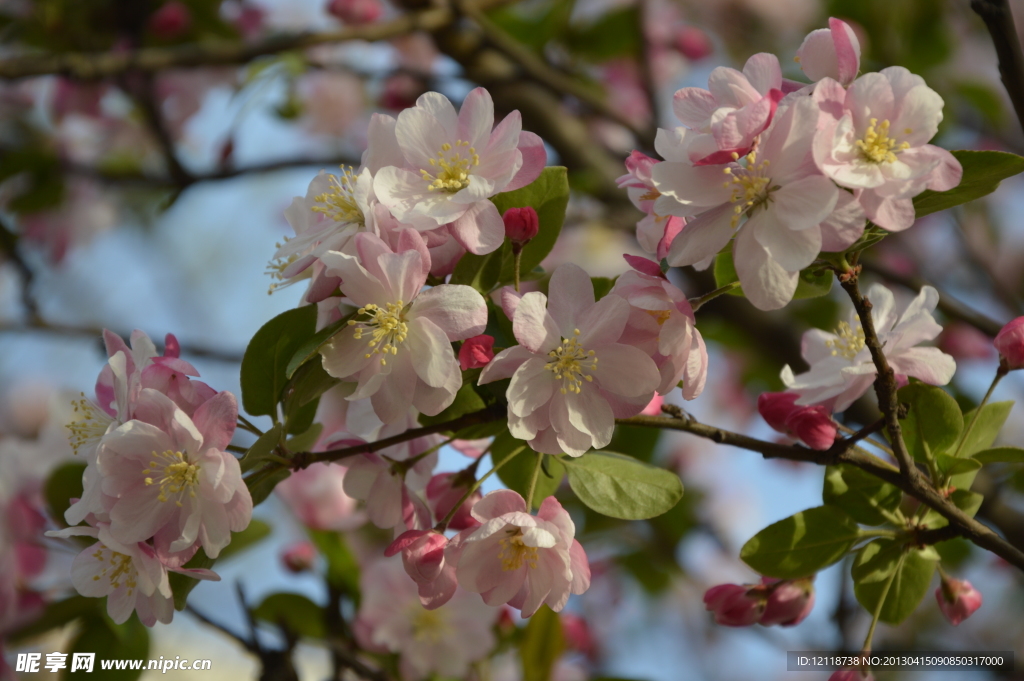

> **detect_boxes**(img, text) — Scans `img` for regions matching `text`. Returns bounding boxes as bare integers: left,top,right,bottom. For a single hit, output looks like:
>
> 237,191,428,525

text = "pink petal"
410,284,488,340
505,131,546,192
449,200,505,255
514,292,562,353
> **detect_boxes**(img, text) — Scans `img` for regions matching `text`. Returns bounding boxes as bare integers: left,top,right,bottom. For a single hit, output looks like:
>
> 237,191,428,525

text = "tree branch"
971,0,1024,133
0,0,520,81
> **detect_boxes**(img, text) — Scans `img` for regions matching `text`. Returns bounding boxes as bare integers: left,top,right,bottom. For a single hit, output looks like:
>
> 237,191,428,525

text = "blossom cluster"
48,330,252,626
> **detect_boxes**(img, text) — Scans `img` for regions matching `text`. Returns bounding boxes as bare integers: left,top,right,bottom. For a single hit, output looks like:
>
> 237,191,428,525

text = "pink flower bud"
758,392,800,433
459,335,495,371
149,1,192,38
786,407,837,451
829,670,874,681
327,0,382,25
703,583,765,627
760,577,815,626
426,473,481,531
674,26,713,61
935,576,982,625
994,317,1024,369
939,322,994,361
503,206,539,245
561,613,597,658
281,542,317,573
386,529,448,583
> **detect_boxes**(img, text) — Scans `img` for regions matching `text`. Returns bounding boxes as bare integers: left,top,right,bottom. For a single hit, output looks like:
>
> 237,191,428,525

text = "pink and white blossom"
453,490,590,616
386,529,458,609
426,472,481,531
611,258,708,397
479,264,660,456
813,68,962,231
795,18,861,88
319,230,487,424
275,462,365,532
616,151,685,259
355,557,497,680
373,88,545,255
782,284,956,412
97,389,252,560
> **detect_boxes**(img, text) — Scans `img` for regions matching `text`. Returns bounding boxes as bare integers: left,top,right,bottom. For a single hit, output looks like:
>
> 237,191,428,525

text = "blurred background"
2,0,1024,679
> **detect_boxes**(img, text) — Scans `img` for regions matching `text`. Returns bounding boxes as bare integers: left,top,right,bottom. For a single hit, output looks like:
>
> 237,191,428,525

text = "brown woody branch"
0,0,520,81
971,0,1024,134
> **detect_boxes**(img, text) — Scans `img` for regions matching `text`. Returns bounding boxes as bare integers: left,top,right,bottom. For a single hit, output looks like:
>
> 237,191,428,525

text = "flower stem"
951,367,1007,458
237,414,264,436
513,248,523,292
435,445,526,531
525,450,543,511
689,281,740,311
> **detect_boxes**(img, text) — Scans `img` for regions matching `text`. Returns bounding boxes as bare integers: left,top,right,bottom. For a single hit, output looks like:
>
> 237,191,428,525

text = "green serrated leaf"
246,466,292,507
823,464,902,526
241,306,318,417
563,451,683,520
285,314,352,379
520,605,564,681
913,150,1024,218
252,593,326,639
286,423,323,454
894,383,962,462
740,505,861,579
852,540,936,625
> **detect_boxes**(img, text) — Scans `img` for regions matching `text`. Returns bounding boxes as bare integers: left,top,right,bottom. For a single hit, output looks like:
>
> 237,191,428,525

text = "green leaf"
241,305,318,417
285,314,351,379
922,489,984,528
563,451,683,520
958,401,1013,457
308,530,361,599
241,424,284,473
285,423,323,454
218,519,272,560
252,592,326,639
973,446,1024,464
283,360,340,422
520,605,564,681
713,250,832,300
494,167,570,282
449,244,507,294
740,505,861,579
564,6,641,61
895,383,962,462
913,150,1024,218
934,452,982,481
64,613,149,680
169,548,215,610
44,462,86,526
607,424,661,463
491,431,561,508
822,464,902,526
852,540,937,625
8,596,98,645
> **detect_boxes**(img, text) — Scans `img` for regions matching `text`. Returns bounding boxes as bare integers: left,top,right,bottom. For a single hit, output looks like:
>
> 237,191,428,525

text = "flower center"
90,546,138,593
311,166,365,224
265,248,307,295
348,301,409,366
143,450,201,506
856,118,910,164
66,394,114,456
544,329,598,395
419,140,479,193
410,607,448,642
498,530,539,571
723,151,772,227
645,309,672,325
825,320,866,359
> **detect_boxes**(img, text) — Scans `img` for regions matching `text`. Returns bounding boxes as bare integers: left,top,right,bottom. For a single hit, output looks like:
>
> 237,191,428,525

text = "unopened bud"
281,542,317,573
936,576,982,625
674,26,713,61
703,583,765,627
503,206,539,247
149,1,192,38
994,316,1024,370
760,577,815,626
459,335,495,371
327,0,382,25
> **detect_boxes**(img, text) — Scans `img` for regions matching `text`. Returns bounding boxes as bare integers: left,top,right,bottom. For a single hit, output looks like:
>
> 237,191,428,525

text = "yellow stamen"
498,530,539,571
723,151,773,228
825,320,866,359
143,450,201,507
543,329,598,395
419,139,479,193
855,118,910,164
350,301,409,366
66,393,113,456
90,545,138,594
311,166,366,224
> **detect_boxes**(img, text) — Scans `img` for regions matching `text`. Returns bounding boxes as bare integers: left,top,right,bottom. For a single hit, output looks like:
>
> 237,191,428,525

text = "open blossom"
795,18,861,88
319,230,487,424
46,521,218,626
655,96,861,311
616,151,685,260
782,284,956,412
611,258,708,398
671,53,784,162
373,88,545,255
97,389,252,560
478,264,660,456
813,68,962,231
454,490,590,616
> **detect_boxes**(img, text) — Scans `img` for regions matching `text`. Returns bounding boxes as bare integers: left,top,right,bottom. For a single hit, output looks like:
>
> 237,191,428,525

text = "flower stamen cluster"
349,301,409,365
723,153,773,226
143,449,201,506
420,140,480,193
544,329,598,395
498,530,539,571
311,165,367,224
67,392,112,456
856,118,910,164
90,547,138,592
825,320,866,358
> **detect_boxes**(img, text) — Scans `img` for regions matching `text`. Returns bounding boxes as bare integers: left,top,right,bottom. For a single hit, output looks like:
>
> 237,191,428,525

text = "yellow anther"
498,530,540,571
855,118,909,164
349,300,409,364
66,393,113,456
143,450,201,507
824,320,866,359
91,545,139,593
310,166,366,225
421,139,479,193
544,334,598,395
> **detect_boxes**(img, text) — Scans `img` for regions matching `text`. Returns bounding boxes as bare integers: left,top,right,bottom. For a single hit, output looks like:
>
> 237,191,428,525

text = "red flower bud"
674,26,713,61
758,392,800,433
994,316,1024,370
149,1,192,39
760,577,815,626
281,542,317,573
327,0,382,25
758,391,836,451
459,334,495,371
703,583,765,626
503,206,539,246
935,576,982,625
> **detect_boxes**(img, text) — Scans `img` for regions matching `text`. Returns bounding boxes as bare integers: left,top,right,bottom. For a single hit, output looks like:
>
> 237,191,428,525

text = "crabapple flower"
671,53,785,162
616,151,686,259
149,1,192,38
795,18,861,87
611,258,708,397
760,577,815,626
386,529,458,609
454,491,590,616
813,68,962,231
275,462,364,532
319,230,487,424
782,284,956,412
935,576,982,625
478,264,660,456
426,472,481,531
674,26,713,61
459,334,495,370
98,389,252,560
655,97,856,310
758,392,837,450
46,521,219,626
994,316,1024,370
703,583,765,626
373,88,545,255
355,557,497,680
503,206,539,246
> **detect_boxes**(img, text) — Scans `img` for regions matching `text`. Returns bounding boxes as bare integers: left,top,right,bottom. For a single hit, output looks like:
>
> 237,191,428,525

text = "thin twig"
186,605,255,652
0,217,40,323
971,0,1024,134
